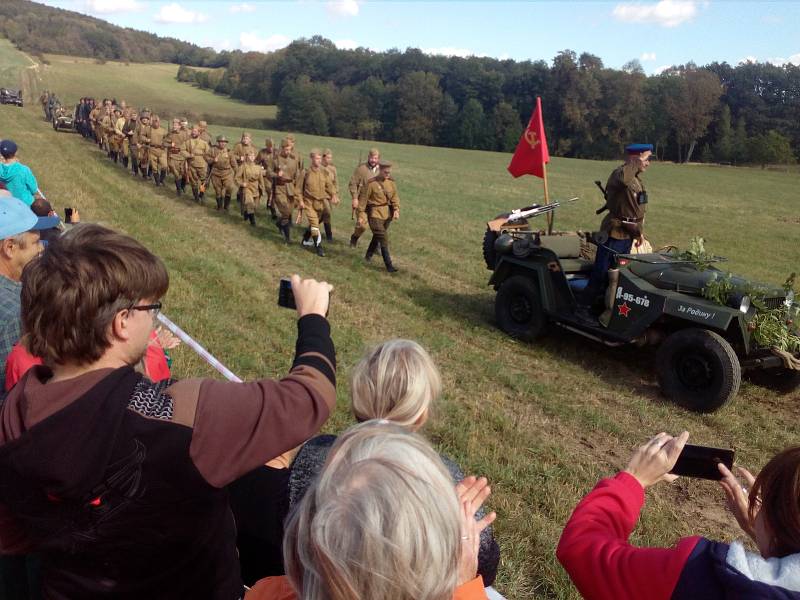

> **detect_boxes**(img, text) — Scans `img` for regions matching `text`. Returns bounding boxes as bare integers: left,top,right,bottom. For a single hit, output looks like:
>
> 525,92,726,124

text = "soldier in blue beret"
580,143,653,317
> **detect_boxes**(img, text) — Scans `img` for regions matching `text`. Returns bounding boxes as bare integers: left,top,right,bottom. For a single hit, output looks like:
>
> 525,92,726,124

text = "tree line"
3,0,797,165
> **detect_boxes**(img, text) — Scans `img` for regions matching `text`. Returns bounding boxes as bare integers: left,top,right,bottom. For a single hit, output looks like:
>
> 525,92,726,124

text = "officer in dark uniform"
582,143,653,307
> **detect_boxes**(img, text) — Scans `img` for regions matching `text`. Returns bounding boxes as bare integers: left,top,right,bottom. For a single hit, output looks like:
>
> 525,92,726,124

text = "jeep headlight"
739,295,751,314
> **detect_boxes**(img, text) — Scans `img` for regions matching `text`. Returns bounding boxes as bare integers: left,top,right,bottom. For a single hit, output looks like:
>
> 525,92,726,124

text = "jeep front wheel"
495,275,547,341
656,328,741,412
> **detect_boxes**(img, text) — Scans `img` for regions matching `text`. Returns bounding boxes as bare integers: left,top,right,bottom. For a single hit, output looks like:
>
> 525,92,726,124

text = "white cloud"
640,52,657,61
765,53,800,67
229,2,257,13
202,39,233,52
335,39,359,50
654,64,672,74
154,3,208,24
422,47,485,58
84,0,143,13
327,0,359,17
239,32,291,53
613,0,699,27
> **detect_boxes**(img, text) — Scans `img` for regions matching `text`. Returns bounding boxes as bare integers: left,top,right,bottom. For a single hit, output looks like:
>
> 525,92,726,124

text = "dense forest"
3,0,798,165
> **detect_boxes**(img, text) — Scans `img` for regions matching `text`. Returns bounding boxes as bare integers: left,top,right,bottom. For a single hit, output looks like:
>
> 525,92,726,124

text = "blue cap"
0,139,18,158
625,143,654,154
0,196,61,239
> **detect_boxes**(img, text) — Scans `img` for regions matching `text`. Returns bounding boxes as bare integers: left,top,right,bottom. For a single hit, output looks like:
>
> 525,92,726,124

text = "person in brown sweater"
0,224,336,600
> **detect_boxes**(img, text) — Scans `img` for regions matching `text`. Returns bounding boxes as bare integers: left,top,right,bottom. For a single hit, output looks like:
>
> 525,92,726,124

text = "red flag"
507,96,550,179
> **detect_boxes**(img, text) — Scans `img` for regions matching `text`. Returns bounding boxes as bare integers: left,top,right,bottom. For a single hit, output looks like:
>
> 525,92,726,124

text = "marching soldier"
165,119,188,196
256,138,277,219
235,149,266,226
321,148,339,242
361,161,400,273
100,106,114,156
197,120,212,144
112,108,127,165
134,111,152,178
147,115,169,187
181,125,212,203
122,111,138,174
206,135,238,211
286,134,304,171
89,101,102,146
348,147,380,247
178,118,191,143
269,138,302,244
233,132,256,166
300,149,336,257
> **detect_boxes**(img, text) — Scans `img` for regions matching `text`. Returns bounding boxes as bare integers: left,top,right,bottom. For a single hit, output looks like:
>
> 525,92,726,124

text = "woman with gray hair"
288,339,501,585
246,421,495,600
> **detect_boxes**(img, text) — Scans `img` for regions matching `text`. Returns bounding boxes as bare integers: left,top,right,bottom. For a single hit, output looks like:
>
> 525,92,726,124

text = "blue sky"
36,0,800,74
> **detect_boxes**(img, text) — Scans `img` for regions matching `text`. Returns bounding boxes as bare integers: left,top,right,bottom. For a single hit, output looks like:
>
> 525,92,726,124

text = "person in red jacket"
557,432,800,600
246,421,495,600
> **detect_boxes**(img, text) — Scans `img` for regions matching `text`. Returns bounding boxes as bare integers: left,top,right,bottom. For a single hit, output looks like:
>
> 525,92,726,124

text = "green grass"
2,41,800,599
37,53,276,129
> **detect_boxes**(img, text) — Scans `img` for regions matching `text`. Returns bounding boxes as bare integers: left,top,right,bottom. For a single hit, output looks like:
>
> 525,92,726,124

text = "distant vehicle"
52,107,75,132
484,203,799,412
0,88,23,107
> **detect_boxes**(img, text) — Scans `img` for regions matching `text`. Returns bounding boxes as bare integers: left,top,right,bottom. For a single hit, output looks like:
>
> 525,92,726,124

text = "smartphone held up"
669,444,735,480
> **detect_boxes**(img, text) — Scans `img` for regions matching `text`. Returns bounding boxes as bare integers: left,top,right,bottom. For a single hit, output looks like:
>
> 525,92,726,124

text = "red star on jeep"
618,302,631,317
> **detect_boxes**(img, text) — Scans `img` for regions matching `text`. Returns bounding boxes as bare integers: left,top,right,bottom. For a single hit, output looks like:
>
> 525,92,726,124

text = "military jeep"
52,108,75,132
484,206,799,412
0,88,23,107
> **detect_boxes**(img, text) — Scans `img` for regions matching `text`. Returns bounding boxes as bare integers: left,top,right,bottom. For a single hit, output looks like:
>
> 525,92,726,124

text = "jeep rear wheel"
656,328,741,412
495,275,547,341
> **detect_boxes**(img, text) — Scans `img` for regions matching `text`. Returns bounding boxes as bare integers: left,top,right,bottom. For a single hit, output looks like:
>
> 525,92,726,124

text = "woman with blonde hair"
246,421,495,600
288,339,500,585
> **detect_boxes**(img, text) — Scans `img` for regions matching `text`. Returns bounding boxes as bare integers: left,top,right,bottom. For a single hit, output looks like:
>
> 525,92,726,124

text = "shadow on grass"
406,283,672,407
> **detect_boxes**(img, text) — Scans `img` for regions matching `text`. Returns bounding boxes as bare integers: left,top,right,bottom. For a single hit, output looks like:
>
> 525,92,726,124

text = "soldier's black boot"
301,229,312,247
192,188,200,202
175,181,182,197
282,223,291,245
112,151,118,163
131,161,138,176
152,170,160,186
180,178,187,193
223,195,231,211
248,213,256,226
315,237,325,257
324,223,333,242
215,196,223,210
380,245,398,273
349,235,359,248
159,170,167,186
269,204,278,220
198,191,205,204
122,155,128,168
364,239,378,262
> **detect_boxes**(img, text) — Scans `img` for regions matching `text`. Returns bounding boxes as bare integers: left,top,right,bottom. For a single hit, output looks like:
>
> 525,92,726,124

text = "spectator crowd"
1,135,799,600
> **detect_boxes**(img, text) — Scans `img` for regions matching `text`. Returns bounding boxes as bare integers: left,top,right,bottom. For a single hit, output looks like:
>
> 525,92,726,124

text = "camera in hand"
669,444,735,480
278,277,296,310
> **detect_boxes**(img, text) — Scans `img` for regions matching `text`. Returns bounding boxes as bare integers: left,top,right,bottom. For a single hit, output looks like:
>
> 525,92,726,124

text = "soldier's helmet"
216,135,228,143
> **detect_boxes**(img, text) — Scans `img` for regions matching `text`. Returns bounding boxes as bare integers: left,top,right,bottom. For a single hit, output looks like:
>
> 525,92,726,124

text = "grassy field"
2,41,800,599
35,52,275,129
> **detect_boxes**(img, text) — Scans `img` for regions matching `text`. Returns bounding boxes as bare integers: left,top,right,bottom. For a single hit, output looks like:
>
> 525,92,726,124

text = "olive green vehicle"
484,204,800,412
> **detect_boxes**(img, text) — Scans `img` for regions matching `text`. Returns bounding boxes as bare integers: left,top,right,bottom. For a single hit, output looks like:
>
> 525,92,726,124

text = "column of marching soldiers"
55,94,400,270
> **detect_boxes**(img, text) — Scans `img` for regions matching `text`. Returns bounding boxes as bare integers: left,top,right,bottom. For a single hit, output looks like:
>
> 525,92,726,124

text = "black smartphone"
669,444,735,480
64,207,74,224
278,277,296,310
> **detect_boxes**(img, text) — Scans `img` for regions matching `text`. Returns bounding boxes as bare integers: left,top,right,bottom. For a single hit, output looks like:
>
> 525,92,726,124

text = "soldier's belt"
303,193,327,203
149,144,164,149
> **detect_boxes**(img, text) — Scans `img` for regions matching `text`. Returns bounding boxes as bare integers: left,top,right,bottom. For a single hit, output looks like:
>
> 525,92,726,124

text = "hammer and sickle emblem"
524,129,540,150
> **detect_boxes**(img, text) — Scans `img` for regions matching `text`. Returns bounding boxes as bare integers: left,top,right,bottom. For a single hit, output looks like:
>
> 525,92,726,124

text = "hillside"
2,44,800,599
38,53,276,129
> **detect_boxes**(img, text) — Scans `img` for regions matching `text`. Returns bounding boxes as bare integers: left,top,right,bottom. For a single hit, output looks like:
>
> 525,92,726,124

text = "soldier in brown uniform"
235,149,266,226
348,147,380,247
197,120,212,144
233,132,256,166
178,118,191,143
165,119,188,196
115,108,130,168
109,108,125,164
100,106,114,156
255,138,278,220
147,115,169,187
206,135,238,211
361,161,400,273
269,138,302,244
122,111,138,173
321,149,339,242
181,125,212,203
134,112,152,179
582,143,653,308
89,102,102,146
299,149,336,257
286,134,304,171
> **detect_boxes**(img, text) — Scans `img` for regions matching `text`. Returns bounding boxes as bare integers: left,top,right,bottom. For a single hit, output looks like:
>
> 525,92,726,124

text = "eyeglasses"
129,302,162,316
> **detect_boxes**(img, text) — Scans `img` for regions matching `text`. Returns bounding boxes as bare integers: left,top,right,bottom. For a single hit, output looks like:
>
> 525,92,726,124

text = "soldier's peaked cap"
379,161,393,168
216,135,228,142
625,143,653,154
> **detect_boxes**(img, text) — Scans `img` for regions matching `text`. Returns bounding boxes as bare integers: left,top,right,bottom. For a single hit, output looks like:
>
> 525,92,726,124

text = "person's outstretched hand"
290,274,333,318
456,476,497,586
625,431,690,488
718,463,758,542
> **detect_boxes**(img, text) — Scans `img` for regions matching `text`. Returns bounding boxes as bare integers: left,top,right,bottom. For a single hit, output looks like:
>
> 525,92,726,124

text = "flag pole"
542,162,552,234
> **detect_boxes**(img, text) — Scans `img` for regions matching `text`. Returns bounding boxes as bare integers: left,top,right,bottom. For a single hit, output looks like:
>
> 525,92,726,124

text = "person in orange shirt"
246,421,495,600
